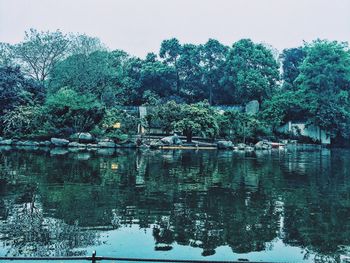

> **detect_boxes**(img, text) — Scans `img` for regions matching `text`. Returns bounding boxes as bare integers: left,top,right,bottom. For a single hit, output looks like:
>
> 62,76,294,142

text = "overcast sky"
1,0,349,57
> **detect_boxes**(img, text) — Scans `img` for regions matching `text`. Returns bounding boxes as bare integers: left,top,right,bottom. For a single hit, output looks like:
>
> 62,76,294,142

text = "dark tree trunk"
186,130,192,143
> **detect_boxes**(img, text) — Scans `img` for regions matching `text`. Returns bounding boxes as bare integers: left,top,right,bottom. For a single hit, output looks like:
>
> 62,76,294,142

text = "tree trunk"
186,130,192,143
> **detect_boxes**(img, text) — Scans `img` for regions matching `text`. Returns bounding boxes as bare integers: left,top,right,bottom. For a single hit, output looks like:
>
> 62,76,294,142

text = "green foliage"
147,101,183,134
200,39,228,105
295,40,350,138
261,90,309,129
219,111,271,142
3,30,350,144
11,29,70,83
99,107,140,140
44,88,104,135
174,102,220,142
223,39,280,103
280,47,306,90
2,105,45,138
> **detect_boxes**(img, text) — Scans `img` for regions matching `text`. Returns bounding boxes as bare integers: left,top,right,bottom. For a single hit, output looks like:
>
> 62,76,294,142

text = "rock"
75,132,93,143
245,146,254,152
39,141,51,147
16,141,39,146
150,140,163,149
97,141,116,148
237,143,247,150
245,100,259,115
254,140,272,150
0,139,13,145
217,140,233,149
161,134,183,145
51,138,69,147
68,142,86,148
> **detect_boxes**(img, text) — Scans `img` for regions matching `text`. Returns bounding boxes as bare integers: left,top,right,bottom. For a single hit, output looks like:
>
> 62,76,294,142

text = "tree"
223,39,280,104
11,29,70,84
200,39,228,105
174,102,219,142
0,66,44,131
151,101,184,134
280,47,306,90
177,44,204,103
49,51,115,96
0,42,14,66
139,59,177,101
219,110,271,143
68,33,106,56
44,88,104,135
159,38,182,92
2,105,45,138
295,40,350,138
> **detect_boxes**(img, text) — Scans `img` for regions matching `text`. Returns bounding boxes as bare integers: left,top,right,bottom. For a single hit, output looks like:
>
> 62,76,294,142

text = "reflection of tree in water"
0,149,350,260
0,183,99,256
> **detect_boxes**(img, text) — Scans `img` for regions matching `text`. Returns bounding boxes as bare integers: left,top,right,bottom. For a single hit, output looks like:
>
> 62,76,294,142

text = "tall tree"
11,29,70,84
159,38,182,93
200,39,228,105
280,47,306,90
223,39,280,104
177,44,204,102
295,40,350,139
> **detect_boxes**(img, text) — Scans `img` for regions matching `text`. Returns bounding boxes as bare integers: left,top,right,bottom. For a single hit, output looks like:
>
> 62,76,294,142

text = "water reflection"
0,148,350,262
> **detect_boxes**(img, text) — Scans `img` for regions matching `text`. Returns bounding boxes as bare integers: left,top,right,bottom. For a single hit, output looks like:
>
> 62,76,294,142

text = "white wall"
277,121,330,144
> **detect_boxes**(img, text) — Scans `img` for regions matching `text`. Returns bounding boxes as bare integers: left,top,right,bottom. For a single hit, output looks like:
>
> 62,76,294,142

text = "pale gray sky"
1,0,349,57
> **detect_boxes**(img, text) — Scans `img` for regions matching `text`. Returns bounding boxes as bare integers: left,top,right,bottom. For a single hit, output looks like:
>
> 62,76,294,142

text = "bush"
44,88,104,136
2,105,46,138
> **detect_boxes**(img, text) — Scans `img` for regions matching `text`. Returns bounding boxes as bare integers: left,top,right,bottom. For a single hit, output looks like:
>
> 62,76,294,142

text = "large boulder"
245,100,259,115
254,141,272,150
217,140,233,149
78,132,93,143
0,139,13,145
161,135,183,145
51,138,69,147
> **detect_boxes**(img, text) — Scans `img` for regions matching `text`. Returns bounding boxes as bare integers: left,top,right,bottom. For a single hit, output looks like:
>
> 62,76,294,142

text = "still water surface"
0,147,349,262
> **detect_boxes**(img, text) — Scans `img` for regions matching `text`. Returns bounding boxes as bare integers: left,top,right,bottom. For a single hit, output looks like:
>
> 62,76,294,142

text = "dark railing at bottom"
0,251,290,263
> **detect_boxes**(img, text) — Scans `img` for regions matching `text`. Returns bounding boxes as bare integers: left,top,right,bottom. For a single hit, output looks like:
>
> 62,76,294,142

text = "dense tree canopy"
1,29,350,143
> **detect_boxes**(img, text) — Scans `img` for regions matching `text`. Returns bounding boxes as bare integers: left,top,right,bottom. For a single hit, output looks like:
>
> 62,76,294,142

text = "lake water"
0,147,350,262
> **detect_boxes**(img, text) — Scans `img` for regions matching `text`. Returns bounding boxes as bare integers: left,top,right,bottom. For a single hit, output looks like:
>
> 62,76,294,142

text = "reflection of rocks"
15,141,40,147
97,140,116,148
51,138,69,147
50,148,69,156
73,153,91,161
0,139,13,145
68,142,87,148
97,148,115,156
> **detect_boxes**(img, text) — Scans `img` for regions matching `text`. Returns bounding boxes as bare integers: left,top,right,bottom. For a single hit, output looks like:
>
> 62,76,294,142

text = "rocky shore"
0,133,298,153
